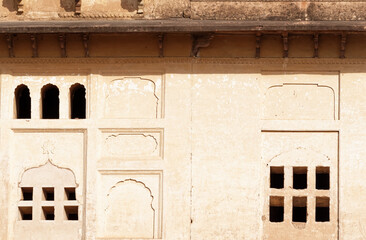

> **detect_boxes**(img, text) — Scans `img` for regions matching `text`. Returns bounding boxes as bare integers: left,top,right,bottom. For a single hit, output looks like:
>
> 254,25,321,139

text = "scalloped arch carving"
264,83,336,120
105,179,155,238
105,77,159,119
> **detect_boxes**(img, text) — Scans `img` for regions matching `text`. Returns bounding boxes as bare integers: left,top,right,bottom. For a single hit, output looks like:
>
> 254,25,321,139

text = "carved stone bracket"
75,0,81,15
137,0,144,14
158,34,164,58
340,33,347,59
255,32,261,58
313,33,319,58
282,32,289,58
82,33,89,57
30,34,38,58
6,34,14,58
16,0,24,14
58,34,67,58
191,33,214,57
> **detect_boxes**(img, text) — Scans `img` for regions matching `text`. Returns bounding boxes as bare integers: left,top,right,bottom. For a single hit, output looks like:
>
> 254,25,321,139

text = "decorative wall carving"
261,73,339,120
16,160,81,240
104,76,163,119
262,131,338,240
103,129,163,159
15,0,24,14
97,170,162,239
264,83,335,120
105,179,154,238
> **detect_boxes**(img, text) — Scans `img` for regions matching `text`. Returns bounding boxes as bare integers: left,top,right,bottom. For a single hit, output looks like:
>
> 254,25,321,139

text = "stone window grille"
269,165,331,223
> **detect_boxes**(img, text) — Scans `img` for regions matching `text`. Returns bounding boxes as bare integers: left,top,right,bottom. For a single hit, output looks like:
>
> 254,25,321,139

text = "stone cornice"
0,20,366,33
0,57,365,65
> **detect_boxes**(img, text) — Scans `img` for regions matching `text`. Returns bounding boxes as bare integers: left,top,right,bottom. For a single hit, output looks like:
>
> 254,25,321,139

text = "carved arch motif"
264,83,336,120
105,179,156,238
105,77,159,119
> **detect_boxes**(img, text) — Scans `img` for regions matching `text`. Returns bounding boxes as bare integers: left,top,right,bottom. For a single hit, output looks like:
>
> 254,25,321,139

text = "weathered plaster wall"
0,57,366,239
0,29,366,240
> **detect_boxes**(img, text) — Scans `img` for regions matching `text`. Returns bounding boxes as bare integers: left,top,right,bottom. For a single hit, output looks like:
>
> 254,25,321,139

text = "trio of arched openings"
15,83,86,119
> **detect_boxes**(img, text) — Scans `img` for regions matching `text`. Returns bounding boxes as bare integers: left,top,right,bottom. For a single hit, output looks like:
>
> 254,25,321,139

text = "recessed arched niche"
105,179,155,238
41,84,59,119
14,84,31,119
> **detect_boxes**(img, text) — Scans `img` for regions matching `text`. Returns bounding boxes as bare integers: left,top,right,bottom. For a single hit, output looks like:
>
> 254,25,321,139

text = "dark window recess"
316,197,330,222
293,167,307,189
292,197,307,222
70,84,86,119
65,187,76,200
270,166,284,189
42,187,54,201
19,207,32,220
15,84,31,119
42,206,55,221
21,187,33,201
269,196,284,222
316,167,330,190
65,206,78,220
41,84,59,119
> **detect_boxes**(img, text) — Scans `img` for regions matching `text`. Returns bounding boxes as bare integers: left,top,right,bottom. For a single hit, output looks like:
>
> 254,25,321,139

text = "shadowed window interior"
21,187,33,201
70,83,86,119
15,84,31,119
316,166,330,190
270,166,284,189
293,167,307,189
19,207,32,220
292,197,307,222
270,196,284,222
65,206,78,220
316,197,330,222
41,84,59,119
42,206,55,221
42,187,54,201
65,187,76,200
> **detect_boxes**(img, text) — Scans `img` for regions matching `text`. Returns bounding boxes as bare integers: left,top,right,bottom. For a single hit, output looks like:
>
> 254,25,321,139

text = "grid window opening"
42,187,54,201
19,207,32,220
42,206,55,221
293,167,307,189
292,197,307,222
270,166,284,189
316,197,330,222
21,187,33,201
269,196,284,222
65,206,78,221
316,167,330,190
65,187,76,201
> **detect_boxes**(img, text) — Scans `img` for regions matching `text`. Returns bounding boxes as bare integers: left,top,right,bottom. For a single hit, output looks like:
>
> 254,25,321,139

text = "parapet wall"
0,0,365,21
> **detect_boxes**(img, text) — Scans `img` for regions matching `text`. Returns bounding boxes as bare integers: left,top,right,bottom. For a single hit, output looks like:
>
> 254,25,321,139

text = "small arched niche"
14,84,31,119
41,84,59,119
70,83,86,119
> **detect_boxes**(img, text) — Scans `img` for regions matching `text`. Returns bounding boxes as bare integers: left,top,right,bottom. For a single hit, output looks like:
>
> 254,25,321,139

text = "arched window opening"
41,84,59,119
70,83,86,119
15,84,31,119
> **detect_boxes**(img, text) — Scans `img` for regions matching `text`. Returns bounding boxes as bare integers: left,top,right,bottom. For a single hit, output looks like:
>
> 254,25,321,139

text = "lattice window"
18,161,79,222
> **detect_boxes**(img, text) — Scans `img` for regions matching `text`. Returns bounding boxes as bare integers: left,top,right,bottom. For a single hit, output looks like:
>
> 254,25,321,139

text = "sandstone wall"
0,0,365,20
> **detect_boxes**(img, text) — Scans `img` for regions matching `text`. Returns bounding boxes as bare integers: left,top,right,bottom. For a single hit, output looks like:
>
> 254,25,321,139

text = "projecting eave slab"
0,20,366,33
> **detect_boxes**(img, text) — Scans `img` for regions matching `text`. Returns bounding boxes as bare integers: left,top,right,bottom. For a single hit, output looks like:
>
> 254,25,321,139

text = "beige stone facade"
1,0,366,240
